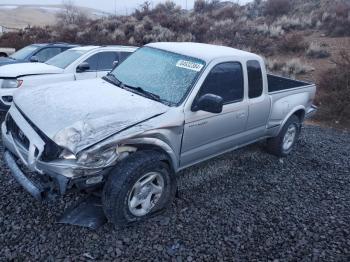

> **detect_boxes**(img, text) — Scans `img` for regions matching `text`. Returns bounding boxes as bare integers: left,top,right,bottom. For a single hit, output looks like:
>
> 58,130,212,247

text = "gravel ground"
0,125,349,261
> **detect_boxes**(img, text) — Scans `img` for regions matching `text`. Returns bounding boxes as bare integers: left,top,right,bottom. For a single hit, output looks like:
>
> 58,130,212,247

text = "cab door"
75,53,98,80
96,51,119,78
181,61,248,167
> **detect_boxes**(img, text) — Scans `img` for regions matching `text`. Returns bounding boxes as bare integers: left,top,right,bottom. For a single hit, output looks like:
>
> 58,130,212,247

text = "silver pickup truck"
2,42,317,226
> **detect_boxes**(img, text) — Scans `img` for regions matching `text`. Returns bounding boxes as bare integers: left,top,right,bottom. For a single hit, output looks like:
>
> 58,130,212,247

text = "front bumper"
2,120,71,199
3,151,44,200
2,106,106,200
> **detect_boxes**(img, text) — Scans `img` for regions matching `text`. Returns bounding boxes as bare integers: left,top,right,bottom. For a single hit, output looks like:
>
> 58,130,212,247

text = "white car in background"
0,47,16,57
0,45,137,110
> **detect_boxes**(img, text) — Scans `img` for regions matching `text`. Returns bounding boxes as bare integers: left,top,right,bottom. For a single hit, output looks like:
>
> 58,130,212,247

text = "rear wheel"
102,150,176,226
266,115,301,157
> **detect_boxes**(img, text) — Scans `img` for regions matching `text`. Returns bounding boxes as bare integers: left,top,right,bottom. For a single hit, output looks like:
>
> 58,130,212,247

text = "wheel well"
293,109,305,123
0,52,8,57
126,144,174,172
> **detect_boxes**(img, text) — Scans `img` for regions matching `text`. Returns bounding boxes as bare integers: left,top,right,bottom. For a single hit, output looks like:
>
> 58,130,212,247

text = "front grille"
8,106,63,161
6,114,30,150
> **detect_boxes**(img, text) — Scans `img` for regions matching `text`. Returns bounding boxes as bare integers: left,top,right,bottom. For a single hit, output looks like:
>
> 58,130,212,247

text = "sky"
0,0,253,14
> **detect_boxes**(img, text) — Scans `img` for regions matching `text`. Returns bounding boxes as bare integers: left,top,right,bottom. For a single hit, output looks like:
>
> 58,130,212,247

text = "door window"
247,60,263,98
97,52,119,71
34,47,61,62
197,62,244,104
83,53,99,71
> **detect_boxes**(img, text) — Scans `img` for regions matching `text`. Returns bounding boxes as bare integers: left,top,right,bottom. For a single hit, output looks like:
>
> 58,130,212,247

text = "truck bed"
267,74,311,93
267,73,317,135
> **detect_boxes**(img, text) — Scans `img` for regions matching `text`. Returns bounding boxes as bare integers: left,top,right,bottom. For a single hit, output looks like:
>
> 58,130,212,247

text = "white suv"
0,45,137,110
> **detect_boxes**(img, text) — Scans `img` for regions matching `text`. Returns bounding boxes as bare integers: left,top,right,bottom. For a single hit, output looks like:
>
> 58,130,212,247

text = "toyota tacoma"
2,42,317,226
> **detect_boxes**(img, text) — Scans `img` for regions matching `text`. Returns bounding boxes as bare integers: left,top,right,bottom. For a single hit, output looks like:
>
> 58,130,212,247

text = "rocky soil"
0,125,349,261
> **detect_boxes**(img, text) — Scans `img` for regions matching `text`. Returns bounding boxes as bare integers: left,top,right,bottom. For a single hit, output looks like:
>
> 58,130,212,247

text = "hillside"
0,4,109,28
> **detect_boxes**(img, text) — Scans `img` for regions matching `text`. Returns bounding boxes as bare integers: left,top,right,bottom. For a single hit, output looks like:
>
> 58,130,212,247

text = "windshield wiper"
103,74,171,105
102,73,123,88
123,84,162,102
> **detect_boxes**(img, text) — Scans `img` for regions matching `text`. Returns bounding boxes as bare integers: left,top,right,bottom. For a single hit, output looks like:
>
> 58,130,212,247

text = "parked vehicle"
0,45,137,110
2,43,317,226
0,43,77,67
0,47,16,57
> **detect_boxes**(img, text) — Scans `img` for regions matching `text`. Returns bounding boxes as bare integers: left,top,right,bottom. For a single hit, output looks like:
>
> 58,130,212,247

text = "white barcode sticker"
176,60,204,72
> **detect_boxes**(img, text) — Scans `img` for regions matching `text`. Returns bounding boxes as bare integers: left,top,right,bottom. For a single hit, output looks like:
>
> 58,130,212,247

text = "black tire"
102,150,176,226
266,115,301,157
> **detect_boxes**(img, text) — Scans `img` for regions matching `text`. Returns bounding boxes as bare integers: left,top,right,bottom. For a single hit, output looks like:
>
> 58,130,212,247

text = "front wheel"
266,115,301,157
102,150,176,226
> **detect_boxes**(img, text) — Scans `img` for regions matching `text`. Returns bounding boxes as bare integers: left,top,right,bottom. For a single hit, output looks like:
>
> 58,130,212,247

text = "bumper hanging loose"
4,150,44,200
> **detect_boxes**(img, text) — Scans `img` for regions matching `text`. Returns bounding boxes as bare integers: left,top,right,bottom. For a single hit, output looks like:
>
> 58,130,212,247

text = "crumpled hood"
0,62,63,78
13,78,169,153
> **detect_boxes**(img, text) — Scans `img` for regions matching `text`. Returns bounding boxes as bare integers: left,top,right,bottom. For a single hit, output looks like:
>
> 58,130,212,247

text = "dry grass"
321,1,350,37
266,58,314,77
264,0,291,17
278,33,309,53
316,50,350,125
306,42,330,59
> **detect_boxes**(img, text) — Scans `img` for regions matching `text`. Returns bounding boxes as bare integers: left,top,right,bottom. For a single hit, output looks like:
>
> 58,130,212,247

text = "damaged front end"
2,105,138,201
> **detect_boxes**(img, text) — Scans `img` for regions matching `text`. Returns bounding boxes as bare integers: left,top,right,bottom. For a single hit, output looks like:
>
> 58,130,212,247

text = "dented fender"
122,137,179,171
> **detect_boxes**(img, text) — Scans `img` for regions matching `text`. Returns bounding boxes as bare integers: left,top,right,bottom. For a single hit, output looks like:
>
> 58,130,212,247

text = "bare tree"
56,0,88,25
140,1,152,13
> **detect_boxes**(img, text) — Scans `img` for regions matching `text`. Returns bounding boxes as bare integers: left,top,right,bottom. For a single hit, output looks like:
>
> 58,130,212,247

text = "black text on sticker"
176,60,204,72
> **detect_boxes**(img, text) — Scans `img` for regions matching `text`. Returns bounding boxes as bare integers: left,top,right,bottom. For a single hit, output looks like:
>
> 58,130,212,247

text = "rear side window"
35,47,61,62
247,60,263,98
97,52,119,70
198,62,244,104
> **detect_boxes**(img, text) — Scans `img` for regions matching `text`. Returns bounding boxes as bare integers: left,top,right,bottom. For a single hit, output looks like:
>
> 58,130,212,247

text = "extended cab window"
247,60,263,98
198,62,244,104
97,52,119,71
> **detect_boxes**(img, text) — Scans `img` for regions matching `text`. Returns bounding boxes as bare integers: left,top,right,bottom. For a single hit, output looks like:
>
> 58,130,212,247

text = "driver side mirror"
192,94,223,114
30,56,39,62
76,62,90,73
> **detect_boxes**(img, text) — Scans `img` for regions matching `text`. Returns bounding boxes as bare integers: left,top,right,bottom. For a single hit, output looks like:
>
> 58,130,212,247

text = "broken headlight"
77,147,119,168
59,149,77,160
75,146,137,168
